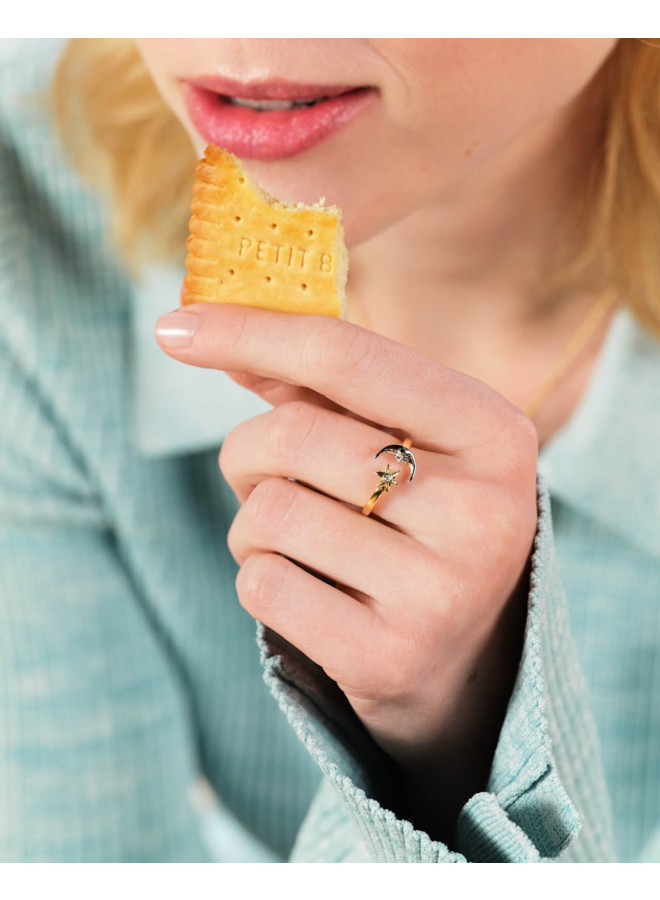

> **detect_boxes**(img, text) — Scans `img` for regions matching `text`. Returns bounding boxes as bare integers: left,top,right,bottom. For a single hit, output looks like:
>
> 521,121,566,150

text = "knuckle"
419,565,461,628
303,319,375,381
262,400,320,464
236,552,288,618
515,409,540,457
377,627,434,699
500,410,539,476
382,650,424,699
226,514,239,560
225,304,251,354
492,493,524,549
246,477,299,542
218,423,243,480
477,483,529,558
218,443,226,476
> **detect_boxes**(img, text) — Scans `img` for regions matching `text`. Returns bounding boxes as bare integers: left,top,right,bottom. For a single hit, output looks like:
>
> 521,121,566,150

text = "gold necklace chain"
521,285,619,420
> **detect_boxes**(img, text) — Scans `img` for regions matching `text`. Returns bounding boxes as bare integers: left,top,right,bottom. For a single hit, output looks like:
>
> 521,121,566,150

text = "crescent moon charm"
375,443,417,482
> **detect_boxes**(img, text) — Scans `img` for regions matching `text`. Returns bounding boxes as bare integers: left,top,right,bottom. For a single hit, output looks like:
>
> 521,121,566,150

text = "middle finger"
226,475,432,611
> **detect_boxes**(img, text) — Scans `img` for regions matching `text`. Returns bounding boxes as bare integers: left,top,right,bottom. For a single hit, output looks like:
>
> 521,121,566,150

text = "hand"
155,302,539,841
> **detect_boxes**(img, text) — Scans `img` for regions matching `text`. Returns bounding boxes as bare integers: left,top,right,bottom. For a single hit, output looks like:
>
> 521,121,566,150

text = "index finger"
155,301,511,455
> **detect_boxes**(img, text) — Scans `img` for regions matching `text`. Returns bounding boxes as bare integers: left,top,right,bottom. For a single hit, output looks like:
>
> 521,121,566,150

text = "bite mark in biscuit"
183,145,348,318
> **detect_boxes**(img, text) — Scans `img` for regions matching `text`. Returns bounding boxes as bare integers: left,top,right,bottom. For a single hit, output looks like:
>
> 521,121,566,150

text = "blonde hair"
51,39,197,272
51,38,660,339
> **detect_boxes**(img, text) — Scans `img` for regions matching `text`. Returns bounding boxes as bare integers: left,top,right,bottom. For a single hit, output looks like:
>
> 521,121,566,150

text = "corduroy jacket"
0,40,659,863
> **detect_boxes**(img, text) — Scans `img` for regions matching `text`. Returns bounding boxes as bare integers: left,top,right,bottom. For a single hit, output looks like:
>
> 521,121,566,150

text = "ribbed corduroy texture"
1,41,659,863
0,42,322,862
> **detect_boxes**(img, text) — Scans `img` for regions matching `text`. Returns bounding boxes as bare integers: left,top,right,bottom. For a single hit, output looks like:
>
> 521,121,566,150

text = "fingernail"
155,310,200,349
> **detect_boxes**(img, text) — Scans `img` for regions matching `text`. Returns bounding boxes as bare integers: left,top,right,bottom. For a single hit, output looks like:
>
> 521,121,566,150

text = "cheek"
134,39,180,109
381,38,617,167
133,39,173,75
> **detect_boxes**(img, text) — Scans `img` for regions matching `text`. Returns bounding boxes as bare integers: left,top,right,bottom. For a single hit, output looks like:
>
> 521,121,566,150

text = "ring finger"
219,399,452,538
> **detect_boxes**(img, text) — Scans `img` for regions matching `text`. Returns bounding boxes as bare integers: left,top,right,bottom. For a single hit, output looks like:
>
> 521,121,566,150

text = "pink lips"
180,76,375,160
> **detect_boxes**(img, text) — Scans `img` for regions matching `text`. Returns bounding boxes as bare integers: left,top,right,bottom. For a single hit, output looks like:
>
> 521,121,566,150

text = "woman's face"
136,39,617,248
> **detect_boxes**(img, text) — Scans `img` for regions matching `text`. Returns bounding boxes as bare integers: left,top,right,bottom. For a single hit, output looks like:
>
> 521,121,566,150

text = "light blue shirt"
131,263,273,459
0,39,659,862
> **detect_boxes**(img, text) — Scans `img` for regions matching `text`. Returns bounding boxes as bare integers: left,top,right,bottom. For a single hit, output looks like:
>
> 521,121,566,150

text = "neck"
349,69,604,418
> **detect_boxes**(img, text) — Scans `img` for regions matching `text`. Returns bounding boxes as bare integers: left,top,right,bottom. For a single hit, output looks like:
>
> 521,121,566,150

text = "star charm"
375,463,400,492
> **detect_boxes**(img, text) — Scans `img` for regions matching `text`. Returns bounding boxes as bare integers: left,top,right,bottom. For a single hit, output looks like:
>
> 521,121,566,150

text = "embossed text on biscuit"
237,237,334,274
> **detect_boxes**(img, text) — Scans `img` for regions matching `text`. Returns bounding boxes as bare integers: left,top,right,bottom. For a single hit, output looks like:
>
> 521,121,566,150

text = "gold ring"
361,437,416,516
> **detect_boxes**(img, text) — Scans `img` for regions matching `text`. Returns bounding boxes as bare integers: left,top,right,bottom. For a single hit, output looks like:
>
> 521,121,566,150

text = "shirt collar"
130,265,660,557
537,301,660,558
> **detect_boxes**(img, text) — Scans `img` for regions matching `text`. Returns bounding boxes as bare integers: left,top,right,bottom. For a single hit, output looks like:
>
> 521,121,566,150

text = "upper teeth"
227,97,327,111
